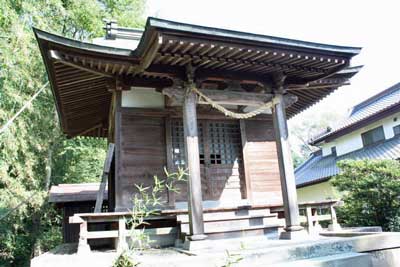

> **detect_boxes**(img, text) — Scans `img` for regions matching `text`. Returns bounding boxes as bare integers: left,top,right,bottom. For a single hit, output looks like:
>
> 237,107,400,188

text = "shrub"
332,159,400,231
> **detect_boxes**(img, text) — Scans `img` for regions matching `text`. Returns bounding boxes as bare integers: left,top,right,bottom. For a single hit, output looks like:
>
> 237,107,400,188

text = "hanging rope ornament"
188,82,279,119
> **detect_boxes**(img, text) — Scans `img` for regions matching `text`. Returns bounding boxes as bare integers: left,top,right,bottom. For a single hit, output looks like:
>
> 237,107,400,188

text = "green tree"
0,1,145,266
289,110,343,167
332,159,400,231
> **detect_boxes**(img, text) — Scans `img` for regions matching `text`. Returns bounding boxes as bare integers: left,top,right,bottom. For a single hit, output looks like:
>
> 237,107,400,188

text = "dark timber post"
182,85,206,240
272,93,305,239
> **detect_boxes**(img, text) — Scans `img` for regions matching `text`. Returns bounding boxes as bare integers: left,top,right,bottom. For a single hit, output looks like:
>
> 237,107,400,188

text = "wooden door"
169,119,244,202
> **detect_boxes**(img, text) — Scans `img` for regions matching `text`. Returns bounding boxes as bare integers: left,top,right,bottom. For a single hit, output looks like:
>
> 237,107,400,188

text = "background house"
295,82,400,202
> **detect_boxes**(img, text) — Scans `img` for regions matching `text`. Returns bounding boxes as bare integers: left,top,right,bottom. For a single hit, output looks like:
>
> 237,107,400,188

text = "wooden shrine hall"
35,17,361,248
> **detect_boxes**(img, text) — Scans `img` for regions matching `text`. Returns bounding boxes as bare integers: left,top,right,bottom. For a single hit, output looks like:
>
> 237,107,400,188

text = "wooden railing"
271,199,342,233
70,200,342,254
69,212,178,254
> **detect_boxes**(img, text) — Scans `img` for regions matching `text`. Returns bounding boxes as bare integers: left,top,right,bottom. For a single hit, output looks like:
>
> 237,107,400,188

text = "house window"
331,146,337,156
393,125,400,136
361,126,385,146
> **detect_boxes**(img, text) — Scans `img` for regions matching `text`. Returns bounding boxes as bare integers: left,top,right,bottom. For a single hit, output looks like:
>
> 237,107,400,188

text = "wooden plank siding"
242,119,283,205
113,106,283,210
115,109,168,211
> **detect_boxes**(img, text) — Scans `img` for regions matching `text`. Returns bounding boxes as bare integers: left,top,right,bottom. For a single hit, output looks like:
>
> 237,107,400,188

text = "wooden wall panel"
171,120,245,204
243,119,283,205
116,109,167,210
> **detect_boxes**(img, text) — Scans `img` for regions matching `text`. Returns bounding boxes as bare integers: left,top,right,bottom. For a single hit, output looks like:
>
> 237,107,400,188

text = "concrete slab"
31,232,400,267
268,252,372,267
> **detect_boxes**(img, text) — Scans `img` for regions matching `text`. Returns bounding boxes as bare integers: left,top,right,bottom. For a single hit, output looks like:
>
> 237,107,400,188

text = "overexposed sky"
146,0,400,122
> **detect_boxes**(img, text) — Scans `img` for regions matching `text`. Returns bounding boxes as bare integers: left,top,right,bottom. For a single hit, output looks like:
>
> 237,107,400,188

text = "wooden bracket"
272,72,287,93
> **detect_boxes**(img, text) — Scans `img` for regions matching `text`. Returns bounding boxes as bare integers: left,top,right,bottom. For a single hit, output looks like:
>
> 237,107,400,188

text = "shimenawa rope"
189,83,279,119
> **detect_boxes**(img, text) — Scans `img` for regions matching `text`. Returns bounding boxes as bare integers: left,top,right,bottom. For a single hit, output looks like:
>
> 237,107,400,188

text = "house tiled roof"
310,82,400,144
296,135,400,187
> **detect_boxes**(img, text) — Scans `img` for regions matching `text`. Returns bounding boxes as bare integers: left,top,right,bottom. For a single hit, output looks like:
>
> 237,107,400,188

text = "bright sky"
146,0,400,123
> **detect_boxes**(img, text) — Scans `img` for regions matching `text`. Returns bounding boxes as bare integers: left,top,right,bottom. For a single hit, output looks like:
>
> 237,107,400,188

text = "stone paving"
31,233,400,267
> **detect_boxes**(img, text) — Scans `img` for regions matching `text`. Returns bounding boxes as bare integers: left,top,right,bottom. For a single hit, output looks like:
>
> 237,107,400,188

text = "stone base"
328,223,342,231
182,237,211,251
279,229,309,240
187,234,208,241
77,242,91,255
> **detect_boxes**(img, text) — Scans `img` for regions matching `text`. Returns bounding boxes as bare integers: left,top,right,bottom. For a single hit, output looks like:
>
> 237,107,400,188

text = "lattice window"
171,120,186,166
171,120,241,166
171,120,206,166
208,121,241,165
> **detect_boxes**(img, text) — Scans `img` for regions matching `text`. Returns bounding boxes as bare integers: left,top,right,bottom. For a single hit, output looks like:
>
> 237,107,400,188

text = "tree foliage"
289,111,343,168
0,1,145,266
332,159,400,231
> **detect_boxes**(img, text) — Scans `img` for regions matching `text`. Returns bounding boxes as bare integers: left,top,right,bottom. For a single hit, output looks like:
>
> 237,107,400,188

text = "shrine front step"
178,207,281,239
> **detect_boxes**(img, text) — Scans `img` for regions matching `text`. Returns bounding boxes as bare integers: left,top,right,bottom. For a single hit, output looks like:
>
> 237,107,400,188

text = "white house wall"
321,112,400,157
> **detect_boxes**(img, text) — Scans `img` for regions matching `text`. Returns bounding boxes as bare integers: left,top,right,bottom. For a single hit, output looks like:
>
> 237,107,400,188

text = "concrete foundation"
32,232,400,267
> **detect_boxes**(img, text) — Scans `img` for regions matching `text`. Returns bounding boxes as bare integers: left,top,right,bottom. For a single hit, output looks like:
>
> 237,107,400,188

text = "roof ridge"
350,82,400,115
147,17,362,55
338,134,400,160
297,135,400,187
309,82,400,145
294,150,321,173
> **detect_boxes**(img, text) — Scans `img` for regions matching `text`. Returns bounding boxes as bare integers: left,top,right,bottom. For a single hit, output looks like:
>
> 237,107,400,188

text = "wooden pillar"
305,206,313,233
240,119,253,202
165,118,176,207
272,93,304,239
117,217,128,252
328,205,341,231
183,88,206,240
77,221,91,254
114,91,123,211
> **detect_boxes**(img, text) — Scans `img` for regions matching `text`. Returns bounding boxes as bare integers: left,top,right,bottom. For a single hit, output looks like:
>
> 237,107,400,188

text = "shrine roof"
34,17,361,138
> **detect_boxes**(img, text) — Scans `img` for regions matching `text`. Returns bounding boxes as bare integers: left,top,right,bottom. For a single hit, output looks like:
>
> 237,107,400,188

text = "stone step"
177,207,275,222
265,252,372,267
180,215,279,234
165,238,370,266
234,238,359,265
178,213,277,224
204,224,280,240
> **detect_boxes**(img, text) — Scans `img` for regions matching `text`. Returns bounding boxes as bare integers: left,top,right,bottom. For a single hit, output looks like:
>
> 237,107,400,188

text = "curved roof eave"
33,27,136,57
146,17,362,56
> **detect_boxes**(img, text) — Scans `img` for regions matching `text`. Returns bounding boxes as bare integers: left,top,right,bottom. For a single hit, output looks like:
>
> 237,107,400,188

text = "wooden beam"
94,143,115,213
163,88,297,108
159,51,327,75
165,117,175,207
114,91,123,211
240,120,252,202
48,50,113,78
145,64,271,84
132,34,163,75
108,93,116,142
115,75,173,90
70,123,103,138
164,88,272,106
182,88,205,240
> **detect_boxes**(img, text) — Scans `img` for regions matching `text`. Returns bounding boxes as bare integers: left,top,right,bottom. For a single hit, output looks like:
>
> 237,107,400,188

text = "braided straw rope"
189,84,279,119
